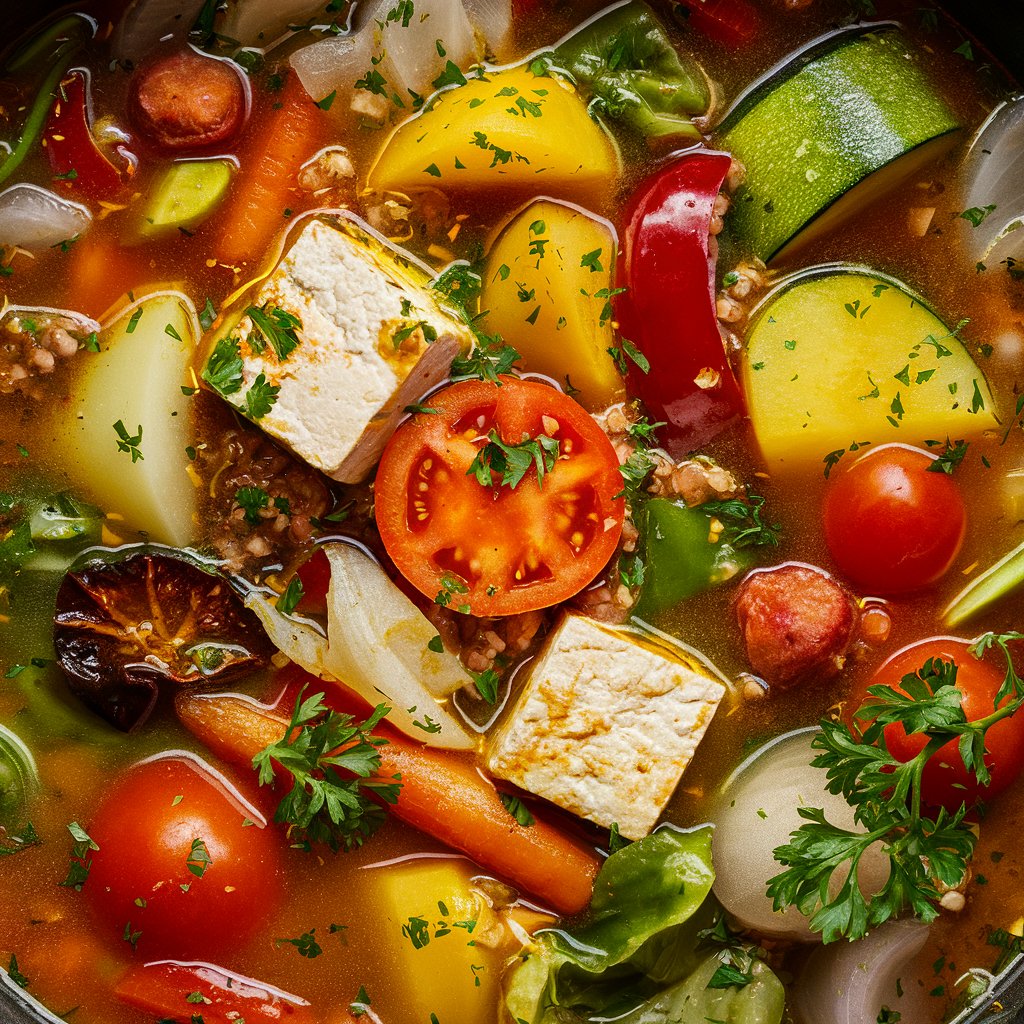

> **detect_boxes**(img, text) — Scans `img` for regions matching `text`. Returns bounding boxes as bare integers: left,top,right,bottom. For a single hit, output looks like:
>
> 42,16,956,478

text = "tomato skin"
86,756,281,959
851,637,1024,811
673,0,761,48
822,444,966,594
114,960,314,1024
295,547,330,614
375,377,625,616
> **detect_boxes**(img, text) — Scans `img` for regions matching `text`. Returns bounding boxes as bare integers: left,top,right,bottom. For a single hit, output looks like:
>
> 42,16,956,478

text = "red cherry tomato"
822,444,966,594
851,637,1024,811
114,960,314,1024
86,756,281,959
374,376,625,616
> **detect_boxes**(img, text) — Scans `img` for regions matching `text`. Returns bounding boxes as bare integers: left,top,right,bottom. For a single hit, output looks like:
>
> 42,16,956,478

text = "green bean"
0,41,80,189
5,12,91,73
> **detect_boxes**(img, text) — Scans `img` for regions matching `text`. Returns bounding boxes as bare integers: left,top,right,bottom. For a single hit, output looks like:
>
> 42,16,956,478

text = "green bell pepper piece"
635,498,750,618
553,0,708,142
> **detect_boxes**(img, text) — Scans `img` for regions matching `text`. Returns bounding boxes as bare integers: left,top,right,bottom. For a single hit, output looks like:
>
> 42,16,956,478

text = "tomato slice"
114,960,313,1024
374,377,625,616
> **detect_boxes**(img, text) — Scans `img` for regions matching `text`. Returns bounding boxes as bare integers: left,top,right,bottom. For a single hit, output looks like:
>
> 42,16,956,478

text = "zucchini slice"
741,265,997,472
719,26,960,262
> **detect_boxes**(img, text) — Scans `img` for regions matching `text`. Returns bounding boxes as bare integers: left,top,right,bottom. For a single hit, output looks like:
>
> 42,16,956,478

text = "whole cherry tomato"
823,444,966,594
850,636,1024,811
86,755,281,958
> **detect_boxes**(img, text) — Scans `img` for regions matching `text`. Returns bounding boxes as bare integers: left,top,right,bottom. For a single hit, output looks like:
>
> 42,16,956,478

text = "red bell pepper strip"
114,960,315,1024
614,149,744,457
673,0,761,48
44,70,127,198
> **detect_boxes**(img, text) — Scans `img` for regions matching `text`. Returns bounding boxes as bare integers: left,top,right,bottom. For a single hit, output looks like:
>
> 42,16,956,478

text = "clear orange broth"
0,0,1021,1022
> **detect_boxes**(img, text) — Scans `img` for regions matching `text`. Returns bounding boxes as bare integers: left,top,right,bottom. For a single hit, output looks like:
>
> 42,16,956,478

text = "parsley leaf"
202,337,244,395
699,493,781,549
278,577,304,616
246,305,302,362
925,438,969,475
467,431,560,491
253,687,401,852
113,421,144,463
450,339,521,385
768,633,1024,942
235,485,270,525
276,929,323,958
245,373,280,419
470,668,500,704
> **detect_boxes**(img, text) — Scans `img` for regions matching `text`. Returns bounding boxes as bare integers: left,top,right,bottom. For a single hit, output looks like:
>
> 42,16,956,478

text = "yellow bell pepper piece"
482,198,624,410
367,65,620,207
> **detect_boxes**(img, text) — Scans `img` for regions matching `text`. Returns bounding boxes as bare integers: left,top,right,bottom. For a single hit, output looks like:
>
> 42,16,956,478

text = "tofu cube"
486,613,726,840
206,215,473,482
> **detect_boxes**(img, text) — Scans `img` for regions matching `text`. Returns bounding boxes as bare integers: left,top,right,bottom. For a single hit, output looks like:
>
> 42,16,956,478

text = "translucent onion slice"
794,919,931,1024
0,184,91,249
323,543,475,750
463,0,513,60
289,28,378,116
218,0,329,49
961,95,1024,265
708,729,891,940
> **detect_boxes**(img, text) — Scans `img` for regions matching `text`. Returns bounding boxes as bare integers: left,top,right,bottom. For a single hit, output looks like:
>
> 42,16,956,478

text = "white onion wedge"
709,729,891,940
323,543,475,749
463,0,513,60
290,30,378,116
794,919,931,1024
961,95,1024,266
218,0,329,48
0,184,91,249
244,590,329,678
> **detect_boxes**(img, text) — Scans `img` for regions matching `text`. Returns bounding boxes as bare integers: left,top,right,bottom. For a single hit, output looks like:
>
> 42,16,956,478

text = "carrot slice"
175,685,601,915
215,77,325,270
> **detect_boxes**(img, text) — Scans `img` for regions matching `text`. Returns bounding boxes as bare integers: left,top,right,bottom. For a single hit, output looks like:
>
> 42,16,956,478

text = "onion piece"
462,0,513,60
111,0,207,62
961,95,1024,265
323,543,475,750
290,30,378,118
708,729,891,940
0,184,91,250
794,919,931,1024
244,590,328,678
291,0,481,123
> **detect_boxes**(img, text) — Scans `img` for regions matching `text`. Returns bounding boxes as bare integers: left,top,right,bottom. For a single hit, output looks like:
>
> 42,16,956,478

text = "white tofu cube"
208,216,473,482
487,613,726,840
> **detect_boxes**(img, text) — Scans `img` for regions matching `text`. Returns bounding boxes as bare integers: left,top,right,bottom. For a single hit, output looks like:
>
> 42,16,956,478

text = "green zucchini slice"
719,26,960,263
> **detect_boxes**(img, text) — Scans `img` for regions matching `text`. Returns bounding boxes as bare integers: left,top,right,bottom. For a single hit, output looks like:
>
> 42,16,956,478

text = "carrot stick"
216,77,325,269
175,690,601,915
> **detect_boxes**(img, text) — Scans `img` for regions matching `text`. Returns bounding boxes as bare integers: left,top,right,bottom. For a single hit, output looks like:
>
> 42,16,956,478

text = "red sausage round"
129,49,247,151
734,563,856,688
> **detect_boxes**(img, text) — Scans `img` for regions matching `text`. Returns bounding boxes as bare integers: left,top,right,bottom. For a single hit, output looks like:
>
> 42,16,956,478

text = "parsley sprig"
253,688,401,852
467,431,560,491
246,304,302,362
450,338,521,385
768,633,1024,943
700,493,781,549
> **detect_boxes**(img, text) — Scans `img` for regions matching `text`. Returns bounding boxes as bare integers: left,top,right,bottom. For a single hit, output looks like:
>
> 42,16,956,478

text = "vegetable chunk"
741,268,997,472
367,65,620,206
482,199,624,410
61,291,200,545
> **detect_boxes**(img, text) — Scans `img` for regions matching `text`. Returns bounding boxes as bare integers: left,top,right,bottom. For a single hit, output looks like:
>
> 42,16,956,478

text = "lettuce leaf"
506,825,784,1024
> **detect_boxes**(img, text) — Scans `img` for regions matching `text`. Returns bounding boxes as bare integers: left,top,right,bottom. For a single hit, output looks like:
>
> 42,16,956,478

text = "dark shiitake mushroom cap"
54,550,273,732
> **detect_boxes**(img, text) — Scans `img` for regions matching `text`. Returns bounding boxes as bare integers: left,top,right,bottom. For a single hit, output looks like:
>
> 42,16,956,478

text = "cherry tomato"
114,960,314,1024
822,443,966,594
851,637,1024,811
86,755,281,958
374,377,625,616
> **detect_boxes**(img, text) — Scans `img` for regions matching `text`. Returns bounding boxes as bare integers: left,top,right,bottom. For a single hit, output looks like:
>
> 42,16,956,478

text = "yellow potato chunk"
367,65,620,207
742,268,998,472
482,199,624,410
61,292,199,545
370,859,507,1021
